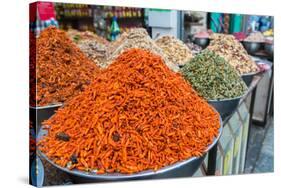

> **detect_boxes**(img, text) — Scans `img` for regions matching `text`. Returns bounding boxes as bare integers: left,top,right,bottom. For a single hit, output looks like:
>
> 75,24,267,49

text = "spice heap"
39,48,220,174
186,42,202,55
155,35,193,66
68,29,109,46
207,34,259,74
108,28,179,72
244,32,265,43
77,40,108,68
181,50,247,100
36,26,100,106
29,31,36,107
107,31,129,55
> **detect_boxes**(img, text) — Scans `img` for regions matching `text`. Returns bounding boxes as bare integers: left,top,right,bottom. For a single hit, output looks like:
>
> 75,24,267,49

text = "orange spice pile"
29,31,36,106
39,48,220,174
35,26,100,106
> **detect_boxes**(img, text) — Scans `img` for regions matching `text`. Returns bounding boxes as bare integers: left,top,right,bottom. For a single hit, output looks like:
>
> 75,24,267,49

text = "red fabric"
29,2,37,22
37,2,56,21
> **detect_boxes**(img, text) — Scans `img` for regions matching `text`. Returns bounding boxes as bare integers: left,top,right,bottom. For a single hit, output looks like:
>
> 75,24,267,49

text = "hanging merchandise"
110,16,121,41
210,13,224,33
229,14,242,34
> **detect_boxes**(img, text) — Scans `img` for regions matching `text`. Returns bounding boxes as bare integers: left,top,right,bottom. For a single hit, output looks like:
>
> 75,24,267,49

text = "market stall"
29,2,274,186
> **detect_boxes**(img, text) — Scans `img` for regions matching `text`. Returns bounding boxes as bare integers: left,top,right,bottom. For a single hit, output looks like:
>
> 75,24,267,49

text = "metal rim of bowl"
241,69,260,77
30,103,63,110
207,93,245,103
242,40,264,44
193,37,210,42
38,112,223,180
256,61,272,68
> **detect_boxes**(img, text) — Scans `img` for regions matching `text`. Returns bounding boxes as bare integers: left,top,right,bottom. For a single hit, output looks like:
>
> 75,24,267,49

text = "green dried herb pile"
181,50,247,100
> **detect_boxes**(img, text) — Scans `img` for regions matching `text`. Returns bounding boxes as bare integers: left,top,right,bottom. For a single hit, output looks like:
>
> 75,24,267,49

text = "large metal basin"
208,95,243,121
264,43,273,57
38,113,222,183
193,37,210,49
242,41,262,55
241,71,260,87
30,104,63,132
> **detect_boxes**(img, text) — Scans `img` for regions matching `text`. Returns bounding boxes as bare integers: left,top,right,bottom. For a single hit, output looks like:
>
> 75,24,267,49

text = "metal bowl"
264,43,273,57
256,60,272,74
208,95,243,121
38,114,222,182
193,37,210,49
242,41,262,55
30,104,63,132
241,70,260,87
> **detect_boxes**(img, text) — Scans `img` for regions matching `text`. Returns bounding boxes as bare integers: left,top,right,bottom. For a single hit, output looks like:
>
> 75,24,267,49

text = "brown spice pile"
67,29,109,46
77,39,108,68
39,48,220,174
36,26,100,106
207,34,259,74
155,35,193,66
107,28,179,72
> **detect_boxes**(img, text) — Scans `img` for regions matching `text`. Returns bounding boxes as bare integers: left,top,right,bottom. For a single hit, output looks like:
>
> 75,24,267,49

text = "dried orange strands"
35,26,100,106
38,48,220,174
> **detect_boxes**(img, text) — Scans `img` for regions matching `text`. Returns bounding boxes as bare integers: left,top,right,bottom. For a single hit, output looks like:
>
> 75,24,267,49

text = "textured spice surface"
244,32,265,42
181,50,247,100
107,28,179,72
39,48,220,174
77,39,108,68
29,32,37,106
207,34,258,74
67,29,109,46
155,35,193,66
35,27,100,106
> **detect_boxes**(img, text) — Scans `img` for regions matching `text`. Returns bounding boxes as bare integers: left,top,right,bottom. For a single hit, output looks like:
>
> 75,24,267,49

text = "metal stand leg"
244,87,257,172
207,143,218,175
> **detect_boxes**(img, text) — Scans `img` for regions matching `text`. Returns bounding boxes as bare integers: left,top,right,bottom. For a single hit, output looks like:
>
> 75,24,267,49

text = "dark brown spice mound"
35,26,100,106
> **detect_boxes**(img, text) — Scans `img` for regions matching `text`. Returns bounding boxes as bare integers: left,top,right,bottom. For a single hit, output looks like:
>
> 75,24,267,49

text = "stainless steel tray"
38,113,222,182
